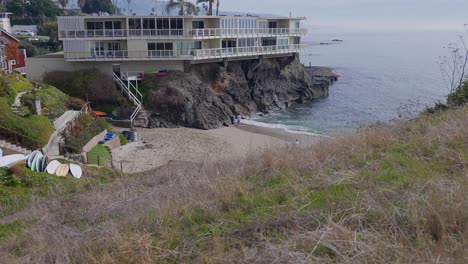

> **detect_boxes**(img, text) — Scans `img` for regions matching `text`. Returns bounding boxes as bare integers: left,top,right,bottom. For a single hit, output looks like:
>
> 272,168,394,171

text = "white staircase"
112,72,148,127
0,140,31,155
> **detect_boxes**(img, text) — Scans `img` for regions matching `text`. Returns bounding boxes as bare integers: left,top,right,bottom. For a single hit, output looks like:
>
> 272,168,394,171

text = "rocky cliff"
145,56,332,129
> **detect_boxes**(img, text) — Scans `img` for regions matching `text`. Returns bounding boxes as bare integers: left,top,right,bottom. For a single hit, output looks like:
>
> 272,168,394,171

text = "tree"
216,0,219,15
126,0,131,15
166,0,199,16
77,0,86,9
197,0,213,15
6,0,62,24
82,0,116,14
58,0,69,10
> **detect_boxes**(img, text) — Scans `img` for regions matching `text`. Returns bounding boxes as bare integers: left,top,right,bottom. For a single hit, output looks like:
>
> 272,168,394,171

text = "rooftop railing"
64,44,304,61
59,28,307,39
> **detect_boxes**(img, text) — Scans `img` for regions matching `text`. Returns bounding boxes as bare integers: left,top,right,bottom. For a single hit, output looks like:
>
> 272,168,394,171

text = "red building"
0,29,26,75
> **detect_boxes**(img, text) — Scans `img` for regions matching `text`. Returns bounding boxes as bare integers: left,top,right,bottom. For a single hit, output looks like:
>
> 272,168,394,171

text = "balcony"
58,28,308,40
63,44,304,61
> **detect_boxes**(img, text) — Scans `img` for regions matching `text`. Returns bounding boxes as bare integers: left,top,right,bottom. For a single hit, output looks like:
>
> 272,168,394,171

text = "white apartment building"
27,14,307,80
59,14,306,60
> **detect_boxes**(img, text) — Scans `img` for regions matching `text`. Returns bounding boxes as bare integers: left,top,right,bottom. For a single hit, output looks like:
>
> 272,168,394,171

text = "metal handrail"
112,73,142,127
65,44,305,61
59,27,308,39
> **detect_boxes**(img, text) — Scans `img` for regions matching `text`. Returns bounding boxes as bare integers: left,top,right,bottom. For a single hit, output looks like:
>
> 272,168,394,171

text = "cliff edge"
145,56,335,129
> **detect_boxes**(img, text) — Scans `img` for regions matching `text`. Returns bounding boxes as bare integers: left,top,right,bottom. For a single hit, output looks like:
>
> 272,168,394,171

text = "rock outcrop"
146,56,332,129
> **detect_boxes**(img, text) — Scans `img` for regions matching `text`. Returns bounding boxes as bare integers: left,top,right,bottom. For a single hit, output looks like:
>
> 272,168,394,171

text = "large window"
221,18,256,29
238,38,257,47
277,38,289,48
129,18,142,29
222,40,237,48
262,38,276,46
143,18,156,29
192,20,205,29
177,41,202,50
87,21,103,30
148,42,174,56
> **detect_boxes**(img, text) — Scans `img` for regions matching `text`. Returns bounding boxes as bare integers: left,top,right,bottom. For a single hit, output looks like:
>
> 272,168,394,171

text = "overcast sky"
125,0,467,31
220,0,467,31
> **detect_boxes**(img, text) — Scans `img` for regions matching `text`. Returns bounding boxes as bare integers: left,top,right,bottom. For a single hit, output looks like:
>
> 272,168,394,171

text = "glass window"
149,42,174,50
171,18,183,29
157,18,169,29
192,20,205,29
262,38,276,46
114,21,122,29
105,21,113,29
129,18,141,29
143,18,155,29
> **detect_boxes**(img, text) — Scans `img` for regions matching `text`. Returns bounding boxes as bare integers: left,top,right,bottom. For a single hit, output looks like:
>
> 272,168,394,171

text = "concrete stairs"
11,91,29,117
133,109,150,128
0,139,31,155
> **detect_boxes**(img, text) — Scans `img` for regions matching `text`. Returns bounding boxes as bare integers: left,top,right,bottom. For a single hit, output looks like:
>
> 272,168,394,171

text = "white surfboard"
55,164,69,177
27,150,38,168
46,160,61,175
69,164,82,179
0,154,27,168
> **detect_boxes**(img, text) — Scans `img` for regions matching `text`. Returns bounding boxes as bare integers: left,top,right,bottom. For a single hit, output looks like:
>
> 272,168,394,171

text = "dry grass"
0,106,466,263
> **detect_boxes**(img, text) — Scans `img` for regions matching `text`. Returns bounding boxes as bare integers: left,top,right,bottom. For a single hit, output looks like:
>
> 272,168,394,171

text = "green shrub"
0,74,33,104
0,98,55,149
21,85,68,118
448,81,468,107
43,70,126,106
62,114,108,153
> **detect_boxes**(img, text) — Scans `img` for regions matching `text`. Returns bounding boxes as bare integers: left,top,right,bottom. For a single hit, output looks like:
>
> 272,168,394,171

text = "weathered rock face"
146,56,330,129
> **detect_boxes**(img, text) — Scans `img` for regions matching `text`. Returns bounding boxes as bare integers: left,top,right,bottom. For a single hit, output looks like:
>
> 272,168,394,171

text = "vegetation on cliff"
0,95,466,262
0,98,55,149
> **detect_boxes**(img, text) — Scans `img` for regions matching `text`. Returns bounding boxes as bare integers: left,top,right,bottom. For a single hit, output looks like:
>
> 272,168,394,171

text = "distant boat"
320,42,332,45
332,39,344,42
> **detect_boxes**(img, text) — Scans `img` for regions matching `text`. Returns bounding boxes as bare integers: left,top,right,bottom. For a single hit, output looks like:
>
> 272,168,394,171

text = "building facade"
0,29,26,75
58,14,306,62
27,14,307,80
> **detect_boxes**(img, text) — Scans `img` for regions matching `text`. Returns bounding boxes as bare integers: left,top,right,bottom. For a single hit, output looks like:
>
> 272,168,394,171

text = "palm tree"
77,0,86,9
166,0,199,16
216,0,220,16
126,0,131,15
58,0,69,10
196,0,213,15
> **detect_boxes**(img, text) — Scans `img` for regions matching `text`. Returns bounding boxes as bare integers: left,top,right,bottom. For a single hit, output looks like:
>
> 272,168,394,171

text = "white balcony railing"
59,28,307,39
64,44,304,61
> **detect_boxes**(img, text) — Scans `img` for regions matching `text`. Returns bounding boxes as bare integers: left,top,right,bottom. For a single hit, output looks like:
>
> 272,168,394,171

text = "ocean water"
249,29,462,135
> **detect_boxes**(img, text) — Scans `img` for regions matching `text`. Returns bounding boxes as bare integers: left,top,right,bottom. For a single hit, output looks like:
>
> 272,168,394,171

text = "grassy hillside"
0,105,466,263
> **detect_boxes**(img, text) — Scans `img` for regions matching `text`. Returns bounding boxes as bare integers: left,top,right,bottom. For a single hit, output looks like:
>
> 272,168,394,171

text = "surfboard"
55,164,69,177
27,150,38,168
69,164,82,179
46,160,61,175
0,154,27,168
40,156,48,173
31,152,43,172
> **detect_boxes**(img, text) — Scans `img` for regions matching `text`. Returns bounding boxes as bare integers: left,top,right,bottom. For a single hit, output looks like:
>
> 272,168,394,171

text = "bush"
448,81,468,107
19,41,49,58
0,98,55,149
43,70,126,106
62,114,108,153
0,74,33,104
66,96,86,110
21,85,68,118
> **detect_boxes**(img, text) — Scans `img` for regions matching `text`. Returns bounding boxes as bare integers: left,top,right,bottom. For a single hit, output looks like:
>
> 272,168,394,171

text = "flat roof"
58,15,307,20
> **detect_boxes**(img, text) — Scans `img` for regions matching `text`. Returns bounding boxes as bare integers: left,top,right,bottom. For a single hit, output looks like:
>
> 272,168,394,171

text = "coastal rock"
146,56,333,129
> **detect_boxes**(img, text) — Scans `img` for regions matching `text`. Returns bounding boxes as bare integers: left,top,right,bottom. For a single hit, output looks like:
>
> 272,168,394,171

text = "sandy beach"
111,124,322,173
